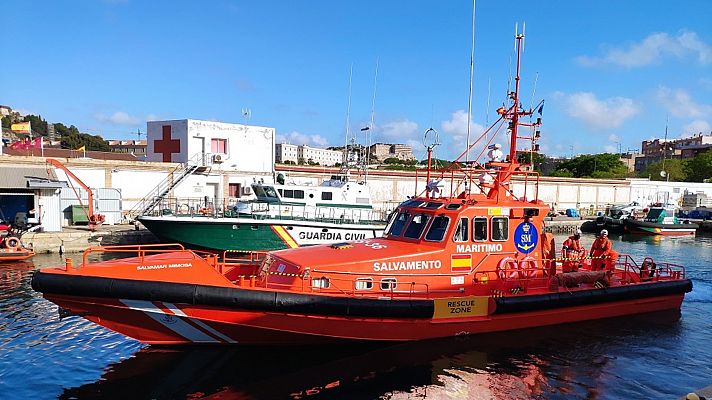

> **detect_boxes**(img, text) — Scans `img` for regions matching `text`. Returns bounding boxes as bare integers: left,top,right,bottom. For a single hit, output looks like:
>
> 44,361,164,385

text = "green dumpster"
71,205,89,224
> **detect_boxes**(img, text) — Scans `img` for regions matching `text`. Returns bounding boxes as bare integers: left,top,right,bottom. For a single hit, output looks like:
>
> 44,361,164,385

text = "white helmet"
600,229,608,236
576,229,582,235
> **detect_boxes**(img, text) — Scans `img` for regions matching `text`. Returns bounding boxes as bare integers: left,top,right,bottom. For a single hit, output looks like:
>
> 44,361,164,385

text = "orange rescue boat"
31,33,692,345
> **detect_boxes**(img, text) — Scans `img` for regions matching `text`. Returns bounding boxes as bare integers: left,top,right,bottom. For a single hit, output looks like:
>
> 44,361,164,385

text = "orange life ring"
518,256,539,279
496,257,519,280
5,236,20,251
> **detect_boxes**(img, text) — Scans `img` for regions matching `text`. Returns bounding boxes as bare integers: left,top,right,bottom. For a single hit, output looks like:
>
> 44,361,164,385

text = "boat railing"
142,196,389,226
76,243,200,269
615,254,686,283
421,166,541,202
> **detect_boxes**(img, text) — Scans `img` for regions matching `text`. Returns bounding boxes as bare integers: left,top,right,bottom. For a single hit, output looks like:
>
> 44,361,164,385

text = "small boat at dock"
625,204,698,236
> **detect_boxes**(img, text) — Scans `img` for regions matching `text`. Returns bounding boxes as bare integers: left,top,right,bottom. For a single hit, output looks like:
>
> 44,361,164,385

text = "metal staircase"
129,152,212,219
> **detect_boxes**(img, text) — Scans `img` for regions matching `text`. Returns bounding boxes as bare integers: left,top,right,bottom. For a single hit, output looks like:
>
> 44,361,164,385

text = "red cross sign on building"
154,125,181,162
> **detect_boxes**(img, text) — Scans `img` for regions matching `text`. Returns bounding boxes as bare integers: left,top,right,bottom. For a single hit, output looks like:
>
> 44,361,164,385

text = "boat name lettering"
455,244,503,253
136,263,192,271
298,232,367,241
373,260,441,272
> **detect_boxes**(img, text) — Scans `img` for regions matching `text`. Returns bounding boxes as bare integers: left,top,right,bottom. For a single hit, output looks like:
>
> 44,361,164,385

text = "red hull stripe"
120,299,220,343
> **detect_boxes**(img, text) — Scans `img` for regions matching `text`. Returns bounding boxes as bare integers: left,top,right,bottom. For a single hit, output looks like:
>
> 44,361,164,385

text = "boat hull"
624,219,698,236
34,272,691,345
138,216,384,251
0,248,35,262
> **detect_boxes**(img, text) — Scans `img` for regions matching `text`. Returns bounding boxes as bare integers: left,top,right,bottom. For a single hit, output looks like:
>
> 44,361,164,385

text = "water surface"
0,234,710,399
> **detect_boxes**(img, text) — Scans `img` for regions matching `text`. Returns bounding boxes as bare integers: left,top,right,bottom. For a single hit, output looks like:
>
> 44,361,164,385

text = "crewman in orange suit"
590,229,612,271
562,229,585,272
540,222,556,276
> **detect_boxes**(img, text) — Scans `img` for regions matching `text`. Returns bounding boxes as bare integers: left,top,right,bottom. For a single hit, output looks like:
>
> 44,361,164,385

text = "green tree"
640,159,687,181
549,168,574,178
685,149,712,182
553,154,627,178
517,152,548,172
383,157,401,164
56,123,110,151
1,115,11,129
23,115,48,136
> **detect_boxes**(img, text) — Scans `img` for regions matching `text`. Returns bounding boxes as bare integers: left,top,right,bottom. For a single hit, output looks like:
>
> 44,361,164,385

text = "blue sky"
3,0,712,160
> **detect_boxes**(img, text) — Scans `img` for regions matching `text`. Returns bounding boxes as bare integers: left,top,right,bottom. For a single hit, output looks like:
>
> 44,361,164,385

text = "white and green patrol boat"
137,175,388,252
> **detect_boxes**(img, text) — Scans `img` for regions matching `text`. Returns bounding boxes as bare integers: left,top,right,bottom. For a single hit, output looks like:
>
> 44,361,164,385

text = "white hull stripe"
120,299,219,343
163,302,237,343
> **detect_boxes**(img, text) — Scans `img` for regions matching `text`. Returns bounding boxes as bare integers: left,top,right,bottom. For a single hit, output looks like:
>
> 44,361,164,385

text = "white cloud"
377,119,421,150
608,134,620,142
441,110,486,158
682,120,712,137
276,131,330,147
94,111,141,126
577,31,712,68
560,92,639,129
656,87,712,118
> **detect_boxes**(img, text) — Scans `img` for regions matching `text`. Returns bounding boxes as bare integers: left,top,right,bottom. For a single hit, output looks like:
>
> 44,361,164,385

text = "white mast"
465,0,476,164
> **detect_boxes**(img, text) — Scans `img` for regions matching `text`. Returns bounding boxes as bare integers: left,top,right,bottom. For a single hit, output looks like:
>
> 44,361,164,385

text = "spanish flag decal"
451,254,472,273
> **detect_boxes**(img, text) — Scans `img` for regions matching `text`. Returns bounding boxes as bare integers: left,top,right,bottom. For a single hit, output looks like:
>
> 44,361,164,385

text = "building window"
211,138,227,154
228,183,241,198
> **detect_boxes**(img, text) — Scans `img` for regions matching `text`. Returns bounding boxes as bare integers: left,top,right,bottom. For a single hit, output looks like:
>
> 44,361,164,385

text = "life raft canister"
518,256,539,279
496,257,520,280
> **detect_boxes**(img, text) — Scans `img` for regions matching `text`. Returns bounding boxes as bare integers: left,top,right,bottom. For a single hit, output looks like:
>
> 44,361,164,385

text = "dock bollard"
65,258,73,272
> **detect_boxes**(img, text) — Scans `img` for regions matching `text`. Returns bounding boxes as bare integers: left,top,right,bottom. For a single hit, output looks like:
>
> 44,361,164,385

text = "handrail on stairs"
128,152,215,219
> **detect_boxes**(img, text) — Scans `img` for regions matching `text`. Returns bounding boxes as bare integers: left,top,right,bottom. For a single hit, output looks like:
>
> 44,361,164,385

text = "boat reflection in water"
61,310,682,400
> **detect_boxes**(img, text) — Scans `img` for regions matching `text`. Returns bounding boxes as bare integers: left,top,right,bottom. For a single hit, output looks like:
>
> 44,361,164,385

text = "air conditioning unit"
212,154,224,163
242,186,252,195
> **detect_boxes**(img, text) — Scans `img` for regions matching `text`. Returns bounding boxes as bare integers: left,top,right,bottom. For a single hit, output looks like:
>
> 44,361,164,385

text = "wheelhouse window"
263,186,279,198
321,192,333,201
453,217,469,242
293,190,305,199
380,278,397,291
354,278,373,290
492,216,509,241
283,189,294,198
404,214,430,239
425,215,449,241
385,211,410,237
473,217,488,241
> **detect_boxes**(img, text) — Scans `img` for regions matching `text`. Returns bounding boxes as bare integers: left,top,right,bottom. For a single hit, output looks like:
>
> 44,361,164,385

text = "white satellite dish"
660,170,667,178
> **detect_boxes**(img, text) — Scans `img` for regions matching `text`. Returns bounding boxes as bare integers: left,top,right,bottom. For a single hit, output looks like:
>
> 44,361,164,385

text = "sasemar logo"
514,221,538,254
